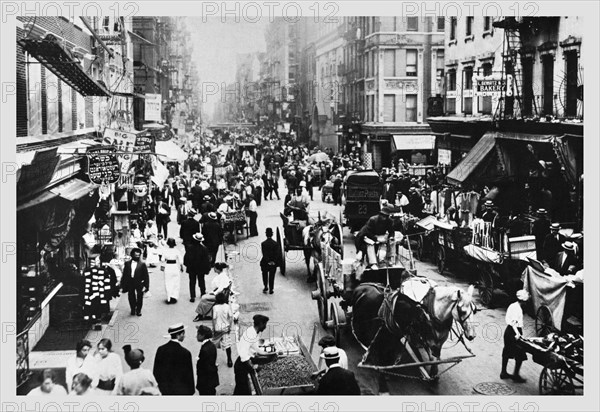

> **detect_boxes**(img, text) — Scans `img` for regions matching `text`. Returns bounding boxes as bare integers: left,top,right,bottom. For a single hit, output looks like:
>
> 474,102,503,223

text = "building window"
447,69,456,91
384,50,396,77
446,98,456,114
406,50,417,77
103,16,110,32
565,51,579,117
437,17,445,32
450,18,457,41
405,94,417,121
463,66,473,90
542,55,554,116
466,17,474,36
384,94,395,122
436,50,445,77
480,63,493,114
521,58,534,116
407,17,418,31
484,17,492,31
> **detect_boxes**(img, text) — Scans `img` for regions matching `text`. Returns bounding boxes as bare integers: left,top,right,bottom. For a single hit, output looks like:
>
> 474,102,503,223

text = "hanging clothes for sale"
82,265,115,322
457,191,481,227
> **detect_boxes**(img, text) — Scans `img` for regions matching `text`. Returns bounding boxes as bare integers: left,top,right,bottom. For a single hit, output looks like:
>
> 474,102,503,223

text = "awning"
446,132,497,185
128,30,156,46
492,131,554,143
18,36,111,97
17,191,58,212
17,179,97,212
391,135,436,152
49,178,98,201
155,141,188,162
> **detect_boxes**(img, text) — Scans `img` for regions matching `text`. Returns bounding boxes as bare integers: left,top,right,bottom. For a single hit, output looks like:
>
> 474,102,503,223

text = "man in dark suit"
552,241,580,276
120,248,149,316
153,323,195,395
195,325,219,395
260,228,279,294
184,233,212,301
180,209,200,254
202,212,223,265
532,208,551,260
317,347,360,395
542,223,566,264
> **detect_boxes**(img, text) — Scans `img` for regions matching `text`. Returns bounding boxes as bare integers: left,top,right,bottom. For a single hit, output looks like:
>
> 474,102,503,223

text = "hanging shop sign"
87,146,120,184
144,93,162,121
103,128,138,174
438,148,452,166
134,133,156,153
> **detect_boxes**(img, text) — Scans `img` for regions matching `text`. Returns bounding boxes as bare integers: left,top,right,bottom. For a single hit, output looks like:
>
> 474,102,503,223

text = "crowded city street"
10,12,587,405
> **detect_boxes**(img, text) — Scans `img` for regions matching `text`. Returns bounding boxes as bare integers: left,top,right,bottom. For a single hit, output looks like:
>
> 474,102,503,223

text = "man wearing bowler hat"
532,208,551,259
260,228,279,294
316,347,360,395
153,323,195,395
184,233,211,301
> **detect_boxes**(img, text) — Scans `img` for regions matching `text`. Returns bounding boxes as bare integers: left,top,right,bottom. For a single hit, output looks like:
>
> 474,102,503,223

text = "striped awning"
446,132,497,185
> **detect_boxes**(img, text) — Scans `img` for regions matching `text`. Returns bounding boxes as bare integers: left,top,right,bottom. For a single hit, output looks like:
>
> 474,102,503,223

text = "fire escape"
493,17,525,122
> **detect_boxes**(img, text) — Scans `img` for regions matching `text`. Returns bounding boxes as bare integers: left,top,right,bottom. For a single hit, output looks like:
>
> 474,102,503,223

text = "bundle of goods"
522,333,583,363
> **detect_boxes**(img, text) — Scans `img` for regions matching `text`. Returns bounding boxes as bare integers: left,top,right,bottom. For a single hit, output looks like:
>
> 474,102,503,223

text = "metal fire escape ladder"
493,17,525,122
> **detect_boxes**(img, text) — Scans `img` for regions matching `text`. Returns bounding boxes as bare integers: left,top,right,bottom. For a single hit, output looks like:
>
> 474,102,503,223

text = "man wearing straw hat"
153,323,195,395
552,241,580,276
316,347,360,395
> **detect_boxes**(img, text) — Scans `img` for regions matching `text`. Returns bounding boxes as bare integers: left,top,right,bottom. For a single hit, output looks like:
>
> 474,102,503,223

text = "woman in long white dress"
91,338,123,395
161,237,184,304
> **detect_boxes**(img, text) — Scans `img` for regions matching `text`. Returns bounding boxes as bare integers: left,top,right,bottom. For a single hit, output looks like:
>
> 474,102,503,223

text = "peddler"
354,206,395,269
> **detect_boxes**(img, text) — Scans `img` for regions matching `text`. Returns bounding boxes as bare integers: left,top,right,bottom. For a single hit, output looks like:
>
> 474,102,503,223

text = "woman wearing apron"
161,238,184,304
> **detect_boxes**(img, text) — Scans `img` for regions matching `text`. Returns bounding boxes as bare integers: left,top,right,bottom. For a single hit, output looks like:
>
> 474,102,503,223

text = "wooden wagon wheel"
276,227,286,276
539,364,575,395
335,223,344,259
478,266,494,307
315,264,329,329
435,245,446,275
535,305,554,337
328,302,346,347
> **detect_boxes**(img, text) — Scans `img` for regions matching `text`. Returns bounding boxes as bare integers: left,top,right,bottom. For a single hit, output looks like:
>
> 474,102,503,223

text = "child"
211,292,234,367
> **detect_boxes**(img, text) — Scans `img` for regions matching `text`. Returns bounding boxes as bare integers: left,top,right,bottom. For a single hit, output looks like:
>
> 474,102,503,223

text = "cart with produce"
516,333,583,395
221,210,249,244
250,334,318,395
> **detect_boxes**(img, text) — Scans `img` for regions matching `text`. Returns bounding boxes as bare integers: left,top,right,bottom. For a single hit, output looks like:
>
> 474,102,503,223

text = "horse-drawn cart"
311,238,478,382
277,212,343,279
516,334,583,395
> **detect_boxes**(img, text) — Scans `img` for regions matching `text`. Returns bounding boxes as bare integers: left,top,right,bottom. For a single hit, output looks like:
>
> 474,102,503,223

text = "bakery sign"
475,75,513,96
86,147,120,184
